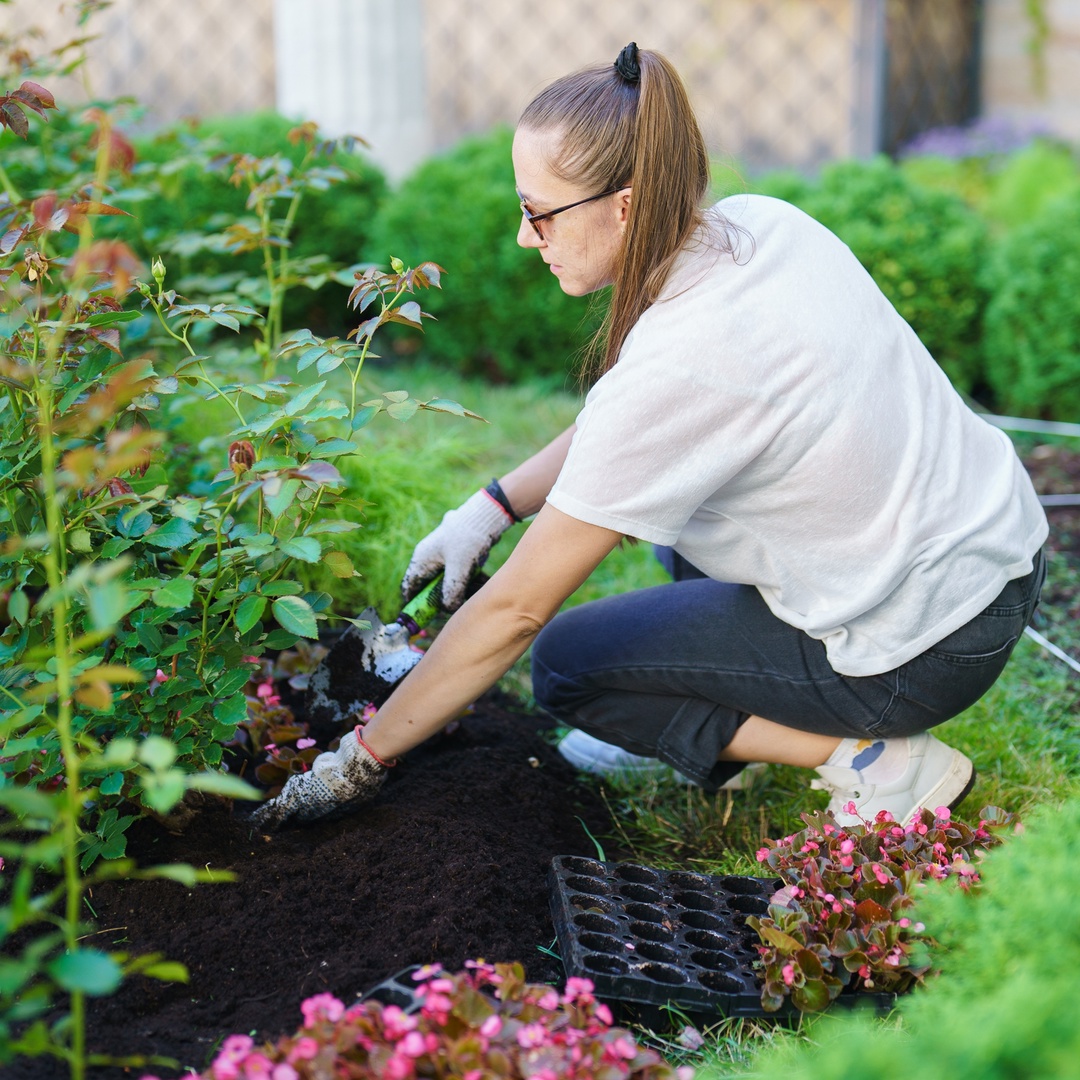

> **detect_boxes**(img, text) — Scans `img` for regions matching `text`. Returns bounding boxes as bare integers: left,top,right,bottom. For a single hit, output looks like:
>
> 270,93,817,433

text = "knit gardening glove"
401,487,516,612
249,728,390,830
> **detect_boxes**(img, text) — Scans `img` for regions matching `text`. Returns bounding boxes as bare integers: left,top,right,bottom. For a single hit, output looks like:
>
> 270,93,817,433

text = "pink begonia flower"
256,681,275,699
564,977,594,1000
236,1052,277,1080
383,1052,413,1080
381,1005,418,1040
211,1060,240,1080
536,989,560,1011
516,1022,549,1049
411,963,444,981
398,1031,428,1058
677,1068,696,1080
300,992,344,1028
480,1014,502,1038
843,801,858,815
296,738,316,749
606,1035,638,1061
755,847,770,862
529,1069,559,1080
595,1002,613,1026
935,806,951,820
287,1036,320,1063
782,963,796,987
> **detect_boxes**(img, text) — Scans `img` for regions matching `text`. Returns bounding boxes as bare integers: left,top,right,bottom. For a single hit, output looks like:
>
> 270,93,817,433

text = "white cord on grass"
1024,626,1080,676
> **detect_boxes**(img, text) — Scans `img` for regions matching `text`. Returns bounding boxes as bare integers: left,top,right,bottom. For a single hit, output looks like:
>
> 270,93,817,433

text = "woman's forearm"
361,502,621,761
497,424,575,518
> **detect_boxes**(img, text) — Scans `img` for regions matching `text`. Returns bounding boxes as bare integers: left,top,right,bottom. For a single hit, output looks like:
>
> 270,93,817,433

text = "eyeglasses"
517,187,623,239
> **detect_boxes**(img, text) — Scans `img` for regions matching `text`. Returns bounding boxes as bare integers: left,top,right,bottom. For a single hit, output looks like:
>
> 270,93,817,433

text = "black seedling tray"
548,856,893,1021
360,965,423,1013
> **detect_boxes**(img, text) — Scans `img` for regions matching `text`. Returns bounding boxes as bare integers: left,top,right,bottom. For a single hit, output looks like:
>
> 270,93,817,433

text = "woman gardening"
253,44,1047,830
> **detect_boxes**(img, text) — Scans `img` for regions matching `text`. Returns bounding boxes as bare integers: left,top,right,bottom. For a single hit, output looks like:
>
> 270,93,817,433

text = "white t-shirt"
547,195,1048,677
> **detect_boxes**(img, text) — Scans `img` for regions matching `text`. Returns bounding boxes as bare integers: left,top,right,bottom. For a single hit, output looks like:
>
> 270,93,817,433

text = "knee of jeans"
530,621,580,714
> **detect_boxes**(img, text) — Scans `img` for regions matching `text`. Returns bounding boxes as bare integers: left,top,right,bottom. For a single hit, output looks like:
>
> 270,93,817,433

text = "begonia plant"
748,803,1017,1013
142,962,693,1080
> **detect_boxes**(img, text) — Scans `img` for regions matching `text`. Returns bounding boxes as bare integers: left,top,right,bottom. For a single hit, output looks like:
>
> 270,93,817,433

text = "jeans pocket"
925,620,1021,666
927,554,1044,666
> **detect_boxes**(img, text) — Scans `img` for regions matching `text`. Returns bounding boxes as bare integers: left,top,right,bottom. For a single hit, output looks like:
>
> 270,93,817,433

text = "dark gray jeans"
531,547,1045,792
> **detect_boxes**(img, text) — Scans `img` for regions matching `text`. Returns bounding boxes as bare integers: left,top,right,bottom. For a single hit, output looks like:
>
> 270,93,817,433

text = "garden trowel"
304,574,450,731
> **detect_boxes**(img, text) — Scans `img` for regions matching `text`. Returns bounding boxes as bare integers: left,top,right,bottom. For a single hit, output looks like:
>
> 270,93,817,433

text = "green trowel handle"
397,574,445,635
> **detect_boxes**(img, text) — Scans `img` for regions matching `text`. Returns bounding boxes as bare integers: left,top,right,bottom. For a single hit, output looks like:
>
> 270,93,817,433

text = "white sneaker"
813,731,975,828
557,730,763,790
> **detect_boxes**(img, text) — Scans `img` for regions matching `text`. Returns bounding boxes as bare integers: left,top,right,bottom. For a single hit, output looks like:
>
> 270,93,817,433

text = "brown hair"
520,47,711,381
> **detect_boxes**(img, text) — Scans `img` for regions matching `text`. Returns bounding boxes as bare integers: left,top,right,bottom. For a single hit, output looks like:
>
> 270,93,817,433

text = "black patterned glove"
250,728,390,829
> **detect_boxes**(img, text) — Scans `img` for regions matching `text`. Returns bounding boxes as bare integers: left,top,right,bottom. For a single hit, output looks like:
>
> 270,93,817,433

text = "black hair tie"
614,42,640,83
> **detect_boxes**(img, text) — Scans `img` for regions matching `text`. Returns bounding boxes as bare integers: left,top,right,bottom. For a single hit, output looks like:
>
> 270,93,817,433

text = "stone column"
273,0,429,181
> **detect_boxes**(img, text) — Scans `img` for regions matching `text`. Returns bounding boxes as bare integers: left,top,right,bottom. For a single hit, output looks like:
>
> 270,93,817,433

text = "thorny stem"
348,279,409,415
34,296,87,1080
196,492,239,676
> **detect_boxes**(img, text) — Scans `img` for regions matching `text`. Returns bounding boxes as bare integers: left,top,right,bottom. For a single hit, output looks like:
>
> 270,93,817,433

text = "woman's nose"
517,216,544,249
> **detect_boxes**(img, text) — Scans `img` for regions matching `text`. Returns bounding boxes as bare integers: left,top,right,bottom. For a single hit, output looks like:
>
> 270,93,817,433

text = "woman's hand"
400,489,515,611
250,729,389,829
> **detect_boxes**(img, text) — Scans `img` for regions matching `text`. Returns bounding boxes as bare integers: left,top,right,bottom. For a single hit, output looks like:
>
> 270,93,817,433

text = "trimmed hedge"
983,188,1080,419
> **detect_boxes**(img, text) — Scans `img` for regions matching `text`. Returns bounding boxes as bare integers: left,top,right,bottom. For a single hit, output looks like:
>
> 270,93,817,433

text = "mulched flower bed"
9,694,620,1079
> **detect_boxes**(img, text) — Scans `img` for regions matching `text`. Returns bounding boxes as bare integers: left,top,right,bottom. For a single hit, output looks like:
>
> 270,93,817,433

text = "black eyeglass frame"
517,187,624,239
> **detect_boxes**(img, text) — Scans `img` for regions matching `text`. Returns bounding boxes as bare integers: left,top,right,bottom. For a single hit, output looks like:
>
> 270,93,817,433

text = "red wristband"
355,726,396,767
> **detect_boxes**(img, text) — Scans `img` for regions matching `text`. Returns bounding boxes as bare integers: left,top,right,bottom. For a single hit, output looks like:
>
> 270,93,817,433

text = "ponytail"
520,45,712,382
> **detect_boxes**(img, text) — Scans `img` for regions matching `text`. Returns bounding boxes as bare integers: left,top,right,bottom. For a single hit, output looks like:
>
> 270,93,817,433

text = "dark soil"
9,695,620,1079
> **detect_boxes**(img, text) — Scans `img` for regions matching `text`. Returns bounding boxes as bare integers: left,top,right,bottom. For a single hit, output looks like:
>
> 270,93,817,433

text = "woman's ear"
615,187,632,230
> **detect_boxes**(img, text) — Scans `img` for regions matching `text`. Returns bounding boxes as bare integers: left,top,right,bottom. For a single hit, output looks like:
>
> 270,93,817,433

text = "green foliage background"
982,187,1080,418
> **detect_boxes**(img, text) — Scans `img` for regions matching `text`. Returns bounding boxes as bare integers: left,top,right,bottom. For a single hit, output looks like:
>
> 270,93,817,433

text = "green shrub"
897,153,995,215
364,127,601,382
701,789,1080,1080
982,188,1080,419
752,156,990,394
982,139,1080,233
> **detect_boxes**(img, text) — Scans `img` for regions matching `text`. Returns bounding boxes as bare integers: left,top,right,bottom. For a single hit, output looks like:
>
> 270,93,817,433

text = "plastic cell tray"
548,855,894,1020
360,965,423,1013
